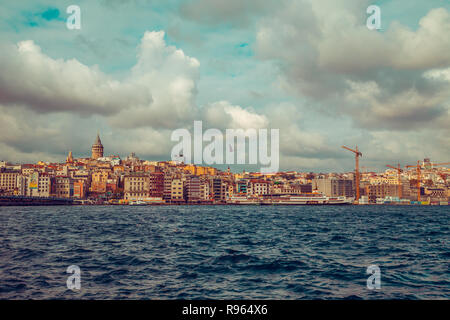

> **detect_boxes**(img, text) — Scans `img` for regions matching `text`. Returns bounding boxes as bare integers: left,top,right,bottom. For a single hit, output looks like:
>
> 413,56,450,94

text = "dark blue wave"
0,205,449,299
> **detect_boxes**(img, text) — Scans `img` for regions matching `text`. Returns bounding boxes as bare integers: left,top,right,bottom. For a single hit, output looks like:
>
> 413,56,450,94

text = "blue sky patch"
41,8,60,21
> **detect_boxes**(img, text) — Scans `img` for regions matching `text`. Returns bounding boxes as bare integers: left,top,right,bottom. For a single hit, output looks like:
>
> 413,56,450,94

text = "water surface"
0,205,448,299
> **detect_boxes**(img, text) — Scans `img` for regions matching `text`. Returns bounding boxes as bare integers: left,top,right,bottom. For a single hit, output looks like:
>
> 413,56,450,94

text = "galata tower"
91,133,104,159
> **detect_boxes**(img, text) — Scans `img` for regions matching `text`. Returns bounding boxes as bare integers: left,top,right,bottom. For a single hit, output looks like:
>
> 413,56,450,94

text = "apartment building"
185,176,201,203
248,179,271,196
200,179,210,201
123,174,150,200
54,176,74,198
0,169,20,194
314,178,354,197
28,173,51,197
163,174,174,200
211,178,224,201
149,172,164,197
171,178,184,201
90,170,109,193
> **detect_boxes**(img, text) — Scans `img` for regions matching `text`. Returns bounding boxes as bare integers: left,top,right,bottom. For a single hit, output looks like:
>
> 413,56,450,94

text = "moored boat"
227,193,354,205
129,200,147,206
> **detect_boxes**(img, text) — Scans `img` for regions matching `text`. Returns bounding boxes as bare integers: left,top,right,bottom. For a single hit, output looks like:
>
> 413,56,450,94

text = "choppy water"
0,205,449,299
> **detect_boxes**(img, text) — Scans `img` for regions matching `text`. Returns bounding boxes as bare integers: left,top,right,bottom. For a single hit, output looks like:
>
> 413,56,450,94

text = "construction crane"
342,145,362,202
433,162,450,168
406,161,450,202
406,161,422,202
386,163,403,199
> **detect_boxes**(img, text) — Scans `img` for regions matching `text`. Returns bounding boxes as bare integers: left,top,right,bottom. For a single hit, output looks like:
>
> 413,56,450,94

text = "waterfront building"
27,173,51,197
16,175,28,196
424,187,447,203
236,180,248,194
211,177,228,201
272,183,312,194
0,169,20,194
248,179,271,196
365,184,400,203
123,174,150,200
171,178,184,201
73,180,87,199
226,182,234,199
313,178,354,197
163,174,174,200
54,176,74,198
185,176,201,203
200,179,211,201
149,172,164,197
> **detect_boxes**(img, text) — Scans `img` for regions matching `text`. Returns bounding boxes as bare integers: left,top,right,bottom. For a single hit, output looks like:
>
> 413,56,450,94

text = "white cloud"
255,2,450,131
109,31,200,129
203,100,268,129
0,40,150,116
0,31,200,130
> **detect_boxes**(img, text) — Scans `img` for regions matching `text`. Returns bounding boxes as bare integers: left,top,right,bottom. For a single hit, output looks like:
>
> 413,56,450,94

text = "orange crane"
406,161,422,202
342,145,362,202
433,162,450,168
386,163,403,199
406,161,450,202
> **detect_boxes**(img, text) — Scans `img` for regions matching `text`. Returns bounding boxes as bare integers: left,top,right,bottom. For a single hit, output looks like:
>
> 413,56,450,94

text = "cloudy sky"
0,0,449,172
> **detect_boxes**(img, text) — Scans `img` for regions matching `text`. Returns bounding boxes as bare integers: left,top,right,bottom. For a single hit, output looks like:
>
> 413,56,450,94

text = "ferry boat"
228,195,260,205
268,194,353,205
326,196,354,205
268,193,328,205
227,193,353,205
129,200,147,206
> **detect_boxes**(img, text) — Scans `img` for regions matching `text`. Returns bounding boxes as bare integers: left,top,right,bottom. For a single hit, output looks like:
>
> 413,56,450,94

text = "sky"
0,0,449,172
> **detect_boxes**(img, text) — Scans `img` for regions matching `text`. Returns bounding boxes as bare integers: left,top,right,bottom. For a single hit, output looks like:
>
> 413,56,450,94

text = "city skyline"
0,129,448,205
0,131,448,175
0,0,449,173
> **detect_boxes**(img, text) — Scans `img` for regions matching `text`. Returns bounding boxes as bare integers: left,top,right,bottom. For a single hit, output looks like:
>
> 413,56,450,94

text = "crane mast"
342,145,362,202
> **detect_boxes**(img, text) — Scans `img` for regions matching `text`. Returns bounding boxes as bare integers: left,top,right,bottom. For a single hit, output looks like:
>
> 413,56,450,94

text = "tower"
91,133,104,159
66,150,74,163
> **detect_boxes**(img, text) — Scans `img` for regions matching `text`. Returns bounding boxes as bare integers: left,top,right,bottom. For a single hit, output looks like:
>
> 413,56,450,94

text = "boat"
129,200,147,206
325,196,354,205
269,193,329,205
227,193,354,205
227,195,260,205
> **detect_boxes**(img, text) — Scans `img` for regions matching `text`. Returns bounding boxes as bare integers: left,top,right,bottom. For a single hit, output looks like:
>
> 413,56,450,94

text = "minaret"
66,150,74,163
91,132,104,159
